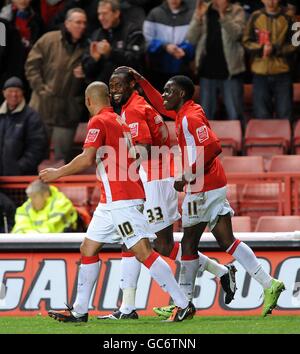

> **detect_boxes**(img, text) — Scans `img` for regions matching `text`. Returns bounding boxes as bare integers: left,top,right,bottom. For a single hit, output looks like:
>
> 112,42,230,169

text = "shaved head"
85,81,110,114
86,81,110,102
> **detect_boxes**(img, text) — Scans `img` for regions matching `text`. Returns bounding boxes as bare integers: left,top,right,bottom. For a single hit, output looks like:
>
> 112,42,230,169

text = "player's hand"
114,66,145,82
39,168,61,183
90,41,101,61
174,176,188,192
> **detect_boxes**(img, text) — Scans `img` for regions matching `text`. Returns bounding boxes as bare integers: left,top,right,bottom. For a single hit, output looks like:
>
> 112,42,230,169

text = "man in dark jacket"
0,77,48,176
82,0,145,84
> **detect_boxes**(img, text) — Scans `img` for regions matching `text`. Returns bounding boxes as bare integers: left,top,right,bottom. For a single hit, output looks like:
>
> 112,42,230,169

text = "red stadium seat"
255,216,300,232
58,186,89,207
209,120,242,156
245,119,291,170
269,155,300,215
222,156,264,174
222,156,265,216
269,155,300,172
231,216,252,232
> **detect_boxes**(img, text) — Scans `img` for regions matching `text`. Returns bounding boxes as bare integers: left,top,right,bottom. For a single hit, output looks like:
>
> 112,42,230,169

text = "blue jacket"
143,1,194,75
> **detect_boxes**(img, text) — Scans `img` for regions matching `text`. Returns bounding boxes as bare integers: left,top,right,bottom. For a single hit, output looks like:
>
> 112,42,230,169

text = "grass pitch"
0,315,299,334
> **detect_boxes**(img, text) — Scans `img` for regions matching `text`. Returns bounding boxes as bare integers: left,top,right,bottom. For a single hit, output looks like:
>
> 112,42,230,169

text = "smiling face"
64,11,87,42
162,80,183,112
109,73,134,106
98,2,120,30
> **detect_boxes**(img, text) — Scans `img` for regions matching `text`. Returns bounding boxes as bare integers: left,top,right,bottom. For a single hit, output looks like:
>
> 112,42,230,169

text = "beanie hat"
3,77,24,90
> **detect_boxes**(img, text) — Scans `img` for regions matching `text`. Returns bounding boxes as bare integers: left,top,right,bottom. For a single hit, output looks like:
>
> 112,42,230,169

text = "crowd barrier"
0,232,300,317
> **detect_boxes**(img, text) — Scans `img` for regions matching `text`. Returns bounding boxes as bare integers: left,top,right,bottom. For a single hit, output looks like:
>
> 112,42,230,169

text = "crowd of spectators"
0,0,300,233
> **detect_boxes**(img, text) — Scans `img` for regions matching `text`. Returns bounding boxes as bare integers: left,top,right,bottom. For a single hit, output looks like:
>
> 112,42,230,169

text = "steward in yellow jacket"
12,180,78,233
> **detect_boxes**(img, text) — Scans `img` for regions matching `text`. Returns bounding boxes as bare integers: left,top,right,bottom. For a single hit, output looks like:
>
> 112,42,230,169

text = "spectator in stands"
42,0,99,34
186,0,246,121
143,0,195,91
0,192,16,233
25,8,88,163
0,77,48,176
39,0,151,35
243,0,296,120
0,0,44,48
82,0,145,84
31,0,66,31
0,0,43,96
12,180,78,233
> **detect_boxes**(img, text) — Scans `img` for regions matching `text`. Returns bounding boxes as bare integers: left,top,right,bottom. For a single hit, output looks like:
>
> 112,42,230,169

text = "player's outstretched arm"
39,147,96,182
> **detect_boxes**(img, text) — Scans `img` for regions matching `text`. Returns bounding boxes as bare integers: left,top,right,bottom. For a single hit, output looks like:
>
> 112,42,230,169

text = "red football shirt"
138,80,227,192
176,100,227,192
121,91,174,181
83,107,145,205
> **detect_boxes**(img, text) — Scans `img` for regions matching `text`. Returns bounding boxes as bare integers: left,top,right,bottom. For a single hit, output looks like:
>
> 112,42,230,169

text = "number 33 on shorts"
147,207,164,224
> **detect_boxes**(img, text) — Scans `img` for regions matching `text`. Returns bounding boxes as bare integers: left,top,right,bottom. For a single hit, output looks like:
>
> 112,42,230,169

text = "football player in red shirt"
39,81,195,322
97,69,237,320
120,67,285,318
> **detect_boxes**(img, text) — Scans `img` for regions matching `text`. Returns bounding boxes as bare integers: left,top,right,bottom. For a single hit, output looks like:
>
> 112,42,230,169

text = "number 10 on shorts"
118,222,134,237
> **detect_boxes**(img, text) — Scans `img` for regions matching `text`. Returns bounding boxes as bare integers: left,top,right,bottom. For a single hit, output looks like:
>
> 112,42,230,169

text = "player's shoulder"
183,103,208,124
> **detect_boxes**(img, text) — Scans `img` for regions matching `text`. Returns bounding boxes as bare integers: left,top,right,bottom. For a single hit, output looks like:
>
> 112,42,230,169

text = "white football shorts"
182,186,234,230
86,202,155,249
143,178,181,233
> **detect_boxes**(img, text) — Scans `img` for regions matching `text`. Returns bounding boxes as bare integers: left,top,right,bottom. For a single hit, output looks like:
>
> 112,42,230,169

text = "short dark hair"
112,68,135,84
169,75,195,100
98,0,120,12
65,8,86,21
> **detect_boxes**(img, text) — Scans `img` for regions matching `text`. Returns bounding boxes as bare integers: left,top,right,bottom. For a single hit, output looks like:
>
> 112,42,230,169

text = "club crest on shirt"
85,129,100,143
196,125,209,143
129,122,139,138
